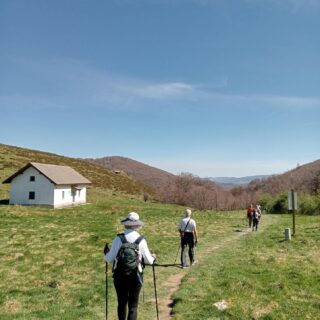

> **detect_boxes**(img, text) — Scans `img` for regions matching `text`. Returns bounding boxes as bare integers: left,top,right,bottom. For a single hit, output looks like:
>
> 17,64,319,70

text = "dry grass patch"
2,299,23,313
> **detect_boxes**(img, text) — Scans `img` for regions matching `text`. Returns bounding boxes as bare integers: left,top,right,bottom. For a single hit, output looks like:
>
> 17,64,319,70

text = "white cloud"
2,57,320,111
132,82,195,99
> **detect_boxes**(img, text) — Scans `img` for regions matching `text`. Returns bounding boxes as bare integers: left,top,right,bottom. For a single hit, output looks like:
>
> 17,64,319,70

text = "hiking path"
155,215,274,320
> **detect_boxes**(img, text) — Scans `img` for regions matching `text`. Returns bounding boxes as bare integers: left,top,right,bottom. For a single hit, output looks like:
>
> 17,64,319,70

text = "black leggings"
252,218,259,230
181,232,195,266
114,275,142,320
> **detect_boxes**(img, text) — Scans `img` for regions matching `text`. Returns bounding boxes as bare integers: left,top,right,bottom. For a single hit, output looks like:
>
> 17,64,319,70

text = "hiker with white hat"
105,212,156,320
178,209,198,268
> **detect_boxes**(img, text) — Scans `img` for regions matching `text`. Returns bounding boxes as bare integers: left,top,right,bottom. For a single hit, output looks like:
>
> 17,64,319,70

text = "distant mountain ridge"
84,156,176,190
210,175,272,186
84,157,275,195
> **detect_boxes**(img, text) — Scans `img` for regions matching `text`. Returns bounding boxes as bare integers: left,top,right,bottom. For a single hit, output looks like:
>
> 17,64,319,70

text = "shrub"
269,192,288,214
299,194,320,215
143,193,149,202
258,194,274,213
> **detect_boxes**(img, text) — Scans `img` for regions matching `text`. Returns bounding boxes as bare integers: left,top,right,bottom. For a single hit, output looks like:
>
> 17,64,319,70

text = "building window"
30,176,35,182
29,192,35,200
62,191,65,200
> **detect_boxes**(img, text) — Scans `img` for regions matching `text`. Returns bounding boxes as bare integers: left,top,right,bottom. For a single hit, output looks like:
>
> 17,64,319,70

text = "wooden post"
291,190,296,235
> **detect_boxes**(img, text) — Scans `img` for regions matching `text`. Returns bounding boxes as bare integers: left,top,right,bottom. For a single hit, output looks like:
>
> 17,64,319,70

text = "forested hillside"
85,154,320,211
85,157,233,210
231,161,320,200
230,160,320,213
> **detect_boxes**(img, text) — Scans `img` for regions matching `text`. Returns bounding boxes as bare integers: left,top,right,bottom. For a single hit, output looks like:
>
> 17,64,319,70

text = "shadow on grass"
169,297,182,315
0,199,9,205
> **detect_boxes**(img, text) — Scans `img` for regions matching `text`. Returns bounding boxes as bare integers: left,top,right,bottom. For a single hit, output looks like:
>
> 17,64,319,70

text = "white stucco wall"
53,185,87,208
9,167,54,206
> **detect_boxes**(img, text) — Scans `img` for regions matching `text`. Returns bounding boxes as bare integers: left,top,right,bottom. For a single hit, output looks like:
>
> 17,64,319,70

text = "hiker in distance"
252,206,262,232
256,204,262,216
178,209,198,268
104,212,156,320
246,204,254,228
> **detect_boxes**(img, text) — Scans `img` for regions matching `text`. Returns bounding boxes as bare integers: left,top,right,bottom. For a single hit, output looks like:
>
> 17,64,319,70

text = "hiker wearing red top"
247,204,254,228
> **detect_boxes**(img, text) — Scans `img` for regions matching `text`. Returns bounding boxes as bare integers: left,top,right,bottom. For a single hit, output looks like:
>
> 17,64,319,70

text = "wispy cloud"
132,82,195,99
142,0,320,9
244,0,320,12
268,0,319,7
1,57,319,112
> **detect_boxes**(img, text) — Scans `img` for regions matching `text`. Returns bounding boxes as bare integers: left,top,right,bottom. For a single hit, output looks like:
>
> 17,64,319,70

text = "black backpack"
113,233,144,277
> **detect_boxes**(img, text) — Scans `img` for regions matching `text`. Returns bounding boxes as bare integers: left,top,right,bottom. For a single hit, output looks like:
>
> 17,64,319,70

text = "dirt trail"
156,218,273,320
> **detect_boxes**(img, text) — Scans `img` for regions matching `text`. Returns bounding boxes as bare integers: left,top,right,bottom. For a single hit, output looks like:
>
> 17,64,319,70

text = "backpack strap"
180,218,192,237
134,235,144,245
184,218,191,232
117,233,127,244
134,236,145,271
117,233,143,245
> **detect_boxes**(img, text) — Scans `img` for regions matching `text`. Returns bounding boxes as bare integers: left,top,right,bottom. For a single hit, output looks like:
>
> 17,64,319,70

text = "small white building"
3,162,91,208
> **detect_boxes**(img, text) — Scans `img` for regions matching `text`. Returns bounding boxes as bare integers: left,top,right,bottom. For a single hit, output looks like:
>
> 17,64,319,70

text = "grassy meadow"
0,188,319,319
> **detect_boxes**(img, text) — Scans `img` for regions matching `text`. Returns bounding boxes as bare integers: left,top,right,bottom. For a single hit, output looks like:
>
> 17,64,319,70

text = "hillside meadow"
0,143,153,200
1,188,319,319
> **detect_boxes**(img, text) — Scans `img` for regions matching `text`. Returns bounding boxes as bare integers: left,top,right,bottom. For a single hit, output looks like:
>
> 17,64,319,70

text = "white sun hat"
121,212,144,226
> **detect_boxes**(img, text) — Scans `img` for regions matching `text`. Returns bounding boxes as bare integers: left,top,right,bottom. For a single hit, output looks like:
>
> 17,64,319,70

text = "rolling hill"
210,175,272,190
244,160,320,196
84,156,176,190
0,144,154,199
210,175,271,186
2,143,319,210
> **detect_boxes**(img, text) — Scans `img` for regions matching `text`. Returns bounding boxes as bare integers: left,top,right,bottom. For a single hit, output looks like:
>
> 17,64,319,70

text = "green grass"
0,190,319,319
172,214,320,320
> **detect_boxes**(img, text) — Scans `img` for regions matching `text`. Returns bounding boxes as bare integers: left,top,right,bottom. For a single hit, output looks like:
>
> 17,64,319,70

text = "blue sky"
1,0,319,177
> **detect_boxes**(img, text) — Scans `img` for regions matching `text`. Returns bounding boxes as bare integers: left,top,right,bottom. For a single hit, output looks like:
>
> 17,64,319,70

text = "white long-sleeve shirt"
105,229,155,265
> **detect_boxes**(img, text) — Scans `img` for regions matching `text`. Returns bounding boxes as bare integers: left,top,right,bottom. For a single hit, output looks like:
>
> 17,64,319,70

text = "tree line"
157,168,320,215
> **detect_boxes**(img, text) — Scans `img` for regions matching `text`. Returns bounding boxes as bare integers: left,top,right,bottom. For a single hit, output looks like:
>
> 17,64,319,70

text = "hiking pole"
150,263,182,268
192,240,197,266
152,263,160,320
104,243,110,320
105,262,108,320
173,244,181,265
